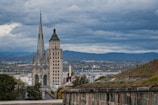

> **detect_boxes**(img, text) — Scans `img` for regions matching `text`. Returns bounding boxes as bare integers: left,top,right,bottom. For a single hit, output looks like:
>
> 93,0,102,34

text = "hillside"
114,59,158,78
80,59,158,88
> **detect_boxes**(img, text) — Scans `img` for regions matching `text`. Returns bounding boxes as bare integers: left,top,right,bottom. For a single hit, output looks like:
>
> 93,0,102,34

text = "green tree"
0,74,17,100
15,79,26,99
72,76,80,86
51,90,55,94
80,75,89,84
57,87,63,99
72,75,89,87
26,83,42,100
57,87,67,99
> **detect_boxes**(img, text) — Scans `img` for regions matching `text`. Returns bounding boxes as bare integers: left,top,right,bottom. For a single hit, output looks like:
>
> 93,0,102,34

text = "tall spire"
39,12,43,37
36,12,45,64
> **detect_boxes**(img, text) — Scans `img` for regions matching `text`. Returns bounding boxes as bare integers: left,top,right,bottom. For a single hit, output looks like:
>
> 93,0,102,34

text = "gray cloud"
0,0,158,53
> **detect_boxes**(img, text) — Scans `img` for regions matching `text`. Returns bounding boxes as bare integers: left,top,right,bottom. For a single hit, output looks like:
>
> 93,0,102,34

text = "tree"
0,74,17,100
72,76,80,86
15,79,26,99
26,83,42,100
57,87,63,99
80,75,89,84
72,75,89,86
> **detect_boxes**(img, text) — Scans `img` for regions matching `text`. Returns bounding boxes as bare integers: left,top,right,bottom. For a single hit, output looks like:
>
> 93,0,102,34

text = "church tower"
32,13,48,87
32,13,63,91
48,28,63,87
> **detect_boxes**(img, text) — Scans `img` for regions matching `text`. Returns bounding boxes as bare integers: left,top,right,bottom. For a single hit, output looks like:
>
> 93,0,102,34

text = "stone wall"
62,87,158,105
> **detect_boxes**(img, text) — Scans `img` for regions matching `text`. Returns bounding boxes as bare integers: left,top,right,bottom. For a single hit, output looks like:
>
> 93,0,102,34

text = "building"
14,73,32,86
48,28,63,87
32,13,63,89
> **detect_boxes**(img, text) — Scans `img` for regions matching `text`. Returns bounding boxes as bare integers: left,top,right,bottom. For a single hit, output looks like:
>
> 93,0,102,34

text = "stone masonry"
62,87,158,105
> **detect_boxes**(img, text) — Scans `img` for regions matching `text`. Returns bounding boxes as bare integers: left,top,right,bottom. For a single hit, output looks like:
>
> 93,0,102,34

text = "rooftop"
49,29,60,42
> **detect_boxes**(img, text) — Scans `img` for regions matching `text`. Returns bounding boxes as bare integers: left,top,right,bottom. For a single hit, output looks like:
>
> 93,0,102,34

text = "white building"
14,73,32,86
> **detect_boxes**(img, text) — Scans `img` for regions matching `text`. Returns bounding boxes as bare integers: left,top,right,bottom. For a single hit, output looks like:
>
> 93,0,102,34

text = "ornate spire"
36,12,45,65
39,12,43,37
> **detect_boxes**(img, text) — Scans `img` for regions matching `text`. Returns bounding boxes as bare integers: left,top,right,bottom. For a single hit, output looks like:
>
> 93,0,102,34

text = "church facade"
32,13,63,89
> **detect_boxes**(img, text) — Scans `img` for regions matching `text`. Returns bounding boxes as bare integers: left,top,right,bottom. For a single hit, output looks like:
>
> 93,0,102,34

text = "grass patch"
113,59,158,78
74,59,158,89
143,75,158,86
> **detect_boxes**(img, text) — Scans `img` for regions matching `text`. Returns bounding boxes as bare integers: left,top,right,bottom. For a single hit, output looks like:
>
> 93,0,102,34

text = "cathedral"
32,13,63,89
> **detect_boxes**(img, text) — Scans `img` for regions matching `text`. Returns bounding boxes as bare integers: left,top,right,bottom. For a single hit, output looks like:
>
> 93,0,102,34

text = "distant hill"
63,50,158,61
0,51,158,61
0,52,32,61
114,59,158,78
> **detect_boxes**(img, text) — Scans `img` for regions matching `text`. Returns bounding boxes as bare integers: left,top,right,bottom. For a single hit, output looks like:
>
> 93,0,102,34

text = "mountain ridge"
0,51,158,61
63,50,158,61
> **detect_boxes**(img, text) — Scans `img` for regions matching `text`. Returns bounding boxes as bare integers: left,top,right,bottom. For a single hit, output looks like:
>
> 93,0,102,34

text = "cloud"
62,43,158,54
0,0,158,53
0,23,21,36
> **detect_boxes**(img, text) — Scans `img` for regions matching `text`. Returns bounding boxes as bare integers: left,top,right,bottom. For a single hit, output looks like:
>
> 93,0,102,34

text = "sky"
0,0,158,54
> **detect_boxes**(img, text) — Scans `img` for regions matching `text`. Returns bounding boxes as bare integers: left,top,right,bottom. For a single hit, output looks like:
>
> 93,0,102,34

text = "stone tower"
32,13,48,87
48,28,63,87
32,13,63,91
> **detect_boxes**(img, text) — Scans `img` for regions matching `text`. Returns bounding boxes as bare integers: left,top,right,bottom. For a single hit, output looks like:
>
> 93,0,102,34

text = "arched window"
35,74,39,85
43,75,47,86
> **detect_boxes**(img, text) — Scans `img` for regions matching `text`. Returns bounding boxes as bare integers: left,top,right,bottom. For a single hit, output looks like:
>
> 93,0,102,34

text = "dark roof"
49,29,60,41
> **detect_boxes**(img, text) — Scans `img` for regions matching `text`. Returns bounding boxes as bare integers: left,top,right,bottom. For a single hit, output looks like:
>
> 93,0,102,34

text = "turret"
49,28,60,50
49,28,60,42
